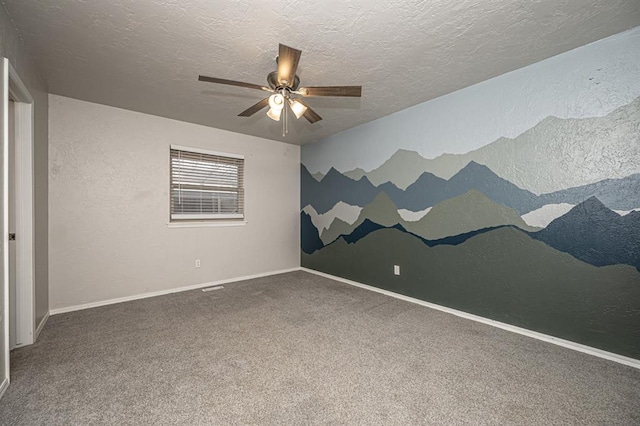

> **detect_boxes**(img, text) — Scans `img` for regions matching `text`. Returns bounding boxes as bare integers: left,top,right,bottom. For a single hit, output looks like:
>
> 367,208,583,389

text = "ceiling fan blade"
295,99,322,123
303,107,322,123
198,75,271,92
238,98,270,117
299,86,362,97
277,44,302,87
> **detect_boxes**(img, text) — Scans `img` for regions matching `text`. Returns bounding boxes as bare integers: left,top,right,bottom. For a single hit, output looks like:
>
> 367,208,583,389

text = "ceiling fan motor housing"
268,71,300,91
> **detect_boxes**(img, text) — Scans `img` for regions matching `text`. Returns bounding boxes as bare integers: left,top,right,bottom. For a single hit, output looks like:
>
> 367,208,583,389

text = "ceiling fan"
198,43,362,135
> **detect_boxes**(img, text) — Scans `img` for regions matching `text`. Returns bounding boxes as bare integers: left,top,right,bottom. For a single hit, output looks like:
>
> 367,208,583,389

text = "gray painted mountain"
306,159,640,217
376,161,542,214
305,161,545,215
301,165,379,214
302,227,640,359
539,174,640,210
531,197,640,270
342,97,640,194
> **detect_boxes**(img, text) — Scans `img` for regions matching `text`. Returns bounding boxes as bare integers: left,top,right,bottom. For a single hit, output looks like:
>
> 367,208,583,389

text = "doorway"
1,58,35,397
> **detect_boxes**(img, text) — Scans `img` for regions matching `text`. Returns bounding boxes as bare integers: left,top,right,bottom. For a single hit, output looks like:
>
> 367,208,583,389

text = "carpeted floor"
1,270,639,425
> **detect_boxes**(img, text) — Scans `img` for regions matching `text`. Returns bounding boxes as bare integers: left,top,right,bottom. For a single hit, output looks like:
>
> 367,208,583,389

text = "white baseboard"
0,377,8,400
34,311,49,341
49,267,300,315
301,267,640,370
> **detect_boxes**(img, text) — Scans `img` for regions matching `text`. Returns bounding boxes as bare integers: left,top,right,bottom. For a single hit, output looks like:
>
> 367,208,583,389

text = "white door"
2,58,36,397
8,99,16,350
1,59,7,393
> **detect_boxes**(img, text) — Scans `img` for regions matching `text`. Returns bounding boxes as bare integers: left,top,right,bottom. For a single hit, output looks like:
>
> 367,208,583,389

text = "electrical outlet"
195,259,201,268
394,265,400,275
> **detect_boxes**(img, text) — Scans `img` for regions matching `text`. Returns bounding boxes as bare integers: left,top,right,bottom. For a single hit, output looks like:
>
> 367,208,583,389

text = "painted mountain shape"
301,164,381,214
302,226,640,359
539,174,640,211
344,148,439,189
379,170,448,209
531,197,640,270
302,202,362,234
322,191,404,244
384,161,542,214
327,217,509,249
305,160,639,220
443,162,541,214
320,217,352,245
300,211,324,255
305,160,545,215
321,189,535,246
404,189,538,239
341,97,640,194
521,203,575,228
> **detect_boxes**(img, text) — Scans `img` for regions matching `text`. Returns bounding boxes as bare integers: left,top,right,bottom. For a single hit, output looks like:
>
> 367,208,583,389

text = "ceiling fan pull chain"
283,100,287,137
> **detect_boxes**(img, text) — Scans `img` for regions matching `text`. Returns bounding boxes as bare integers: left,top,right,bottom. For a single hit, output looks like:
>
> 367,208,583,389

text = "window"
170,145,244,221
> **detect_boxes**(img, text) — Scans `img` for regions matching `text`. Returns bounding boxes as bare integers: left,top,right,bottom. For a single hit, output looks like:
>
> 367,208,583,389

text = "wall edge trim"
49,267,300,315
0,377,8,400
300,267,640,370
34,311,49,341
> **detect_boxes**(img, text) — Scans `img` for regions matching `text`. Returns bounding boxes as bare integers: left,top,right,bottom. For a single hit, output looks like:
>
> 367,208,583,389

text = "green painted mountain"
321,192,403,244
403,189,538,239
320,217,353,245
322,190,536,244
343,97,640,194
302,226,640,359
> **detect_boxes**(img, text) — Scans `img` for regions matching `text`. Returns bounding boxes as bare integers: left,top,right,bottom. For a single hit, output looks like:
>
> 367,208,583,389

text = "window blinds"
170,146,244,220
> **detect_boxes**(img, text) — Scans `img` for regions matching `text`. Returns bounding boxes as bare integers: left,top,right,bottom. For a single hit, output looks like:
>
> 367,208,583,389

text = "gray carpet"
1,271,639,425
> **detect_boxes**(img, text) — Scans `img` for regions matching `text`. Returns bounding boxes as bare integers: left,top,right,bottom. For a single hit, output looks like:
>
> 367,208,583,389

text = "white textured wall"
0,5,49,329
48,95,300,310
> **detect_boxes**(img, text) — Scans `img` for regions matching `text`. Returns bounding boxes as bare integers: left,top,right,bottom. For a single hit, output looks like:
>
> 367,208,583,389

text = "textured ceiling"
2,1,639,145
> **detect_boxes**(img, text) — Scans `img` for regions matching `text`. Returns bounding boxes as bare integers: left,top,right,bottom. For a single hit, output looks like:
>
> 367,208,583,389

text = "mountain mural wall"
338,98,640,195
302,162,640,216
301,30,640,361
302,226,640,358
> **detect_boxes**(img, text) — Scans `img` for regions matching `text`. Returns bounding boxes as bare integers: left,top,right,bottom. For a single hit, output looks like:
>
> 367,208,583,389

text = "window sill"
166,221,247,229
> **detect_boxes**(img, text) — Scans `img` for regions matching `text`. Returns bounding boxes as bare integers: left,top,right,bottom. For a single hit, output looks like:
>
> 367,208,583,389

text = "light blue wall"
302,27,640,175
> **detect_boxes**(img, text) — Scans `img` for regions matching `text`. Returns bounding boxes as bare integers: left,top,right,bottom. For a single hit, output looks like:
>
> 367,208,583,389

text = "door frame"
1,57,35,395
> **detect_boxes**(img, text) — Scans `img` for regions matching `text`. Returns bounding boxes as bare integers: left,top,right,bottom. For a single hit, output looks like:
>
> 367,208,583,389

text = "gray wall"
48,95,300,311
0,5,49,330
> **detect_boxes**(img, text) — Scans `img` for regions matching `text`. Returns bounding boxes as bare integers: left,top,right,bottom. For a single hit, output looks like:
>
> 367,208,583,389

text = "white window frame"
169,145,245,222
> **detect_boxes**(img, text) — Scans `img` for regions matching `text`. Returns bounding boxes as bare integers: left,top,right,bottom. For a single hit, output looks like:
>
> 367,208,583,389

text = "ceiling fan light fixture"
268,93,285,111
289,99,307,119
266,107,282,121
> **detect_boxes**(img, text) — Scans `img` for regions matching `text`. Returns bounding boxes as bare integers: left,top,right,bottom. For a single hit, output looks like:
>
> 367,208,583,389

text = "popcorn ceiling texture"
2,0,639,144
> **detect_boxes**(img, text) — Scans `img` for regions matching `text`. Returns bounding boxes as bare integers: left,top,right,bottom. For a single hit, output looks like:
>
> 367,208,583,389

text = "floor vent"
202,286,224,292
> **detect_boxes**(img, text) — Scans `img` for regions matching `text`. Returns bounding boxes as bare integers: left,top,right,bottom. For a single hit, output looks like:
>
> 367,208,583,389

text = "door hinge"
9,233,15,241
